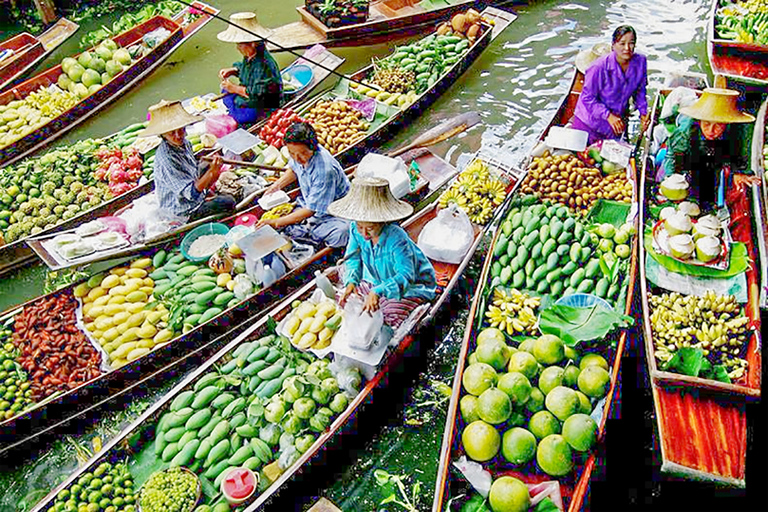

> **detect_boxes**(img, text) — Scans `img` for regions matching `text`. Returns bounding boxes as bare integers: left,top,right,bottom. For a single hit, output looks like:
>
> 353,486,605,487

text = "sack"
356,153,412,199
417,203,474,264
342,295,383,351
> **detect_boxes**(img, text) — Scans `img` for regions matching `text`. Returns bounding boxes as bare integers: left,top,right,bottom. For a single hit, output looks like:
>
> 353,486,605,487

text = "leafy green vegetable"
660,347,731,383
538,303,633,347
461,494,491,512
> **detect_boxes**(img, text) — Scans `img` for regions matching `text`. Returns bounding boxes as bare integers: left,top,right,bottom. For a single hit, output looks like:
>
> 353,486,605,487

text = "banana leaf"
538,302,633,347
643,228,749,278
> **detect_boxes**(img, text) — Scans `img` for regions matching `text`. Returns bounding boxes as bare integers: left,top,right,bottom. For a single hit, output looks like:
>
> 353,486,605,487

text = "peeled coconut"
81,69,102,88
113,48,132,66
669,234,695,260
697,214,722,233
659,206,676,221
678,201,700,218
660,174,689,201
696,236,721,262
664,211,692,236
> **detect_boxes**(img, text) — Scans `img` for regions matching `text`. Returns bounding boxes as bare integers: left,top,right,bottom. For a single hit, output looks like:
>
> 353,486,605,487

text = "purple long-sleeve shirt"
572,51,648,143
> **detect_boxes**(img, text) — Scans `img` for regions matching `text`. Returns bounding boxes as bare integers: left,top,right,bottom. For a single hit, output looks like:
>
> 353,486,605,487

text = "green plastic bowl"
180,222,230,262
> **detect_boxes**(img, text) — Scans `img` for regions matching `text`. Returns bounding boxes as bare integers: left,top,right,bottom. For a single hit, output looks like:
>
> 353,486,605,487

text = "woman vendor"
217,12,283,126
330,177,437,329
140,100,235,221
258,122,351,248
661,87,756,207
571,25,650,144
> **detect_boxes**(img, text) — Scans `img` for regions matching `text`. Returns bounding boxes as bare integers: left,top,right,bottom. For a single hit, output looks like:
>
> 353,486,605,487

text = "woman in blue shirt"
328,177,437,328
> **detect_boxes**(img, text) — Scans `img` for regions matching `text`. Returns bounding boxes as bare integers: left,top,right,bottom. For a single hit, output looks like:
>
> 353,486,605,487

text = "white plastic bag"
660,86,698,120
417,203,474,264
356,153,411,199
342,295,383,351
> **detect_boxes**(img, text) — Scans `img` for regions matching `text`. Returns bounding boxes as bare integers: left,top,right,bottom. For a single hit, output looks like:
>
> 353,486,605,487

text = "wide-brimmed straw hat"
217,12,272,43
328,177,413,223
575,43,611,73
138,100,203,138
679,87,755,124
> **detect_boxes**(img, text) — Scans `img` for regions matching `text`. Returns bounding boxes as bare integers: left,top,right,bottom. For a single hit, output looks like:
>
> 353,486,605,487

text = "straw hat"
328,177,413,223
138,100,203,138
217,12,272,43
679,87,755,124
575,43,611,73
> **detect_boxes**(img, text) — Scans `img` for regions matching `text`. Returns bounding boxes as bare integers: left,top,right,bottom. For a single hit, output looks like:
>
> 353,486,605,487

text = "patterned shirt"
573,51,648,141
343,222,437,301
290,146,350,222
233,47,283,110
153,139,204,217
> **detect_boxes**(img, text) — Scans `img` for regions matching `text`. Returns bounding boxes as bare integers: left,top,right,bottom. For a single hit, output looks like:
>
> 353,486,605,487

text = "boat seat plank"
38,18,79,50
268,22,326,52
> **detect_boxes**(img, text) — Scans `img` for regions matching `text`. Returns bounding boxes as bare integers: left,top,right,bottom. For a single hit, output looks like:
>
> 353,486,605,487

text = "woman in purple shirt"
571,26,650,144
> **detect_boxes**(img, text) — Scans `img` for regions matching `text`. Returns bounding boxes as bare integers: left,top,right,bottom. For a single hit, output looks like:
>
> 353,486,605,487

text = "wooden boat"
27,153,520,512
0,146,459,454
707,0,768,85
432,69,640,511
266,0,519,53
637,80,765,486
0,47,345,278
0,2,218,168
0,18,79,92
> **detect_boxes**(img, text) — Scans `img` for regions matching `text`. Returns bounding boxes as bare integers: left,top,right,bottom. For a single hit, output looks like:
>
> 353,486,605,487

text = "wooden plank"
308,498,343,512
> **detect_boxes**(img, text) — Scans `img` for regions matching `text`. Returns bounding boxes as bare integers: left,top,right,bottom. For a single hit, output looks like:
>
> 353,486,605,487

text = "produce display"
260,203,294,221
258,108,304,149
305,0,369,29
47,460,136,512
520,152,633,211
437,159,506,224
0,324,35,420
716,0,768,44
649,291,751,382
284,298,342,350
57,39,135,100
657,202,726,263
139,467,199,512
484,288,541,336
0,87,79,148
94,146,147,196
80,1,186,47
435,9,489,42
302,100,370,155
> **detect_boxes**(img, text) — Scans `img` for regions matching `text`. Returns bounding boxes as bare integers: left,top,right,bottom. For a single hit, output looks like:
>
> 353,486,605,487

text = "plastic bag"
205,114,238,138
233,274,256,300
356,153,411,199
418,203,474,264
278,445,299,470
328,355,366,393
249,253,286,288
660,86,699,120
118,193,186,242
342,295,383,351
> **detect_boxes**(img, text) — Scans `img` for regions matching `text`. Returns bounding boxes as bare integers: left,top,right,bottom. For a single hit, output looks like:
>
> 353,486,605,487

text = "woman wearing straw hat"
217,12,283,126
329,177,437,329
141,100,235,221
662,87,756,206
571,26,650,144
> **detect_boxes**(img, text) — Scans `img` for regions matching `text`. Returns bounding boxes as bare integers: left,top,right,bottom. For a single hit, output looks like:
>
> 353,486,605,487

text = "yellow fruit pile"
438,159,506,224
484,288,540,335
74,258,175,368
285,299,343,350
261,203,294,220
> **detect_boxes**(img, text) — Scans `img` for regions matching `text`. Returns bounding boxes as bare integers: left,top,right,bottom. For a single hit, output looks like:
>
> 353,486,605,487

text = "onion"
696,235,721,262
669,234,695,260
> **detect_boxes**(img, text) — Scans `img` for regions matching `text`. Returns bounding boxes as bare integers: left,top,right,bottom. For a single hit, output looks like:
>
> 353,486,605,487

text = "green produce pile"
47,460,137,512
58,39,135,99
80,1,186,48
140,467,199,512
0,322,34,420
716,0,768,44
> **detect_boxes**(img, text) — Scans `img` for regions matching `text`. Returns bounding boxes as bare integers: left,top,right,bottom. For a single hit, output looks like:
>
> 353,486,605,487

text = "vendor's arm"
264,167,297,195
220,80,248,99
580,65,612,123
662,116,694,176
219,67,238,80
257,206,313,228
633,56,650,132
342,223,362,287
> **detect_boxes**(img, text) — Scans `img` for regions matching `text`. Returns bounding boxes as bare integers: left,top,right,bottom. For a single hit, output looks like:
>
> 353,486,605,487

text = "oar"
202,155,285,172
388,111,482,157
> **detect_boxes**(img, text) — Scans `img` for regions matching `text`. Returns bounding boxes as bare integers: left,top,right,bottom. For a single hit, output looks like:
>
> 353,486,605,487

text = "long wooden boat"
433,68,640,511
0,47,344,278
267,0,519,52
638,80,765,486
27,153,520,512
0,18,79,92
707,0,768,85
750,96,768,308
0,146,458,454
0,2,218,168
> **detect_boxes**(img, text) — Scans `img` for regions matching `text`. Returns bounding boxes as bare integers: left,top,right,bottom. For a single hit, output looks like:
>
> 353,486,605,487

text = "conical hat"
217,12,272,43
328,177,413,223
575,43,611,73
138,100,203,138
679,87,755,123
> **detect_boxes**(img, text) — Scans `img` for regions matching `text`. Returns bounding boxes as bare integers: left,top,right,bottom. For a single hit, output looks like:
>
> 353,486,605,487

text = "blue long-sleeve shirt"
153,139,204,217
290,146,350,222
343,222,437,301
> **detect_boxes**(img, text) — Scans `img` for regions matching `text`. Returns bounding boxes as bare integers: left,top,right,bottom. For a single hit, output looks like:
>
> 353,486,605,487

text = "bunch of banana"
484,288,540,335
437,188,467,209
436,160,506,224
467,196,493,224
261,203,294,220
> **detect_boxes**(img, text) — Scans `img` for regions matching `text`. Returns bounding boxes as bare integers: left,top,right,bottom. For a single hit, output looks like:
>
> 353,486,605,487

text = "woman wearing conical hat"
662,87,756,207
329,177,437,329
218,12,283,126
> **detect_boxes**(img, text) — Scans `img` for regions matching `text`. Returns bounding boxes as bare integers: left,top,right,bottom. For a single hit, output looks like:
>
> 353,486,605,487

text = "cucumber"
203,459,230,479
167,408,195,428
257,364,284,380
195,289,219,306
177,430,197,450
265,348,282,363
228,445,254,466
165,426,186,443
194,372,220,391
512,270,525,289
585,259,600,279
562,261,577,276
595,278,610,298
531,266,547,283
577,279,594,293
531,242,543,262
570,268,586,288
192,281,216,293
546,268,562,284
229,412,247,429
178,264,199,277
154,433,168,456
546,252,559,271
195,438,213,460
214,291,235,307
569,242,582,264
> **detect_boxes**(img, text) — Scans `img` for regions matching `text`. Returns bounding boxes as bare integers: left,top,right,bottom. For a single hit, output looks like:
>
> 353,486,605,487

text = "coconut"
660,174,689,201
697,214,722,233
669,234,695,260
696,236,721,262
678,201,700,218
451,13,468,33
664,211,692,236
659,206,676,221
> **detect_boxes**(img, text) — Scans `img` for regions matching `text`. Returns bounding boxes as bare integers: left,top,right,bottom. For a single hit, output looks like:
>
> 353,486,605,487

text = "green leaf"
460,494,491,512
380,494,397,505
374,469,392,486
266,315,278,333
708,364,732,384
538,303,633,347
644,228,749,278
247,400,264,419
535,497,560,512
661,347,704,377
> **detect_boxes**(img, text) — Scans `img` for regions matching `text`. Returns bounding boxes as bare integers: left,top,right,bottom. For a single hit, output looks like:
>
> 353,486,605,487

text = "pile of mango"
285,299,342,350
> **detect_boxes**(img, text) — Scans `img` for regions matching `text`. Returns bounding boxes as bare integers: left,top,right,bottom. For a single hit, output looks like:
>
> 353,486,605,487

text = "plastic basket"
180,222,230,262
282,64,313,97
554,293,613,311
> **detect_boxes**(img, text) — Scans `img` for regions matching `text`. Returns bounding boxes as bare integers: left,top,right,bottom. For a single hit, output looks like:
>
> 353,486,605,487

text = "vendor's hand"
733,174,761,188
209,154,223,176
263,182,282,196
219,67,236,80
220,79,238,94
640,114,650,134
256,217,280,229
607,113,625,136
339,284,356,307
362,291,380,314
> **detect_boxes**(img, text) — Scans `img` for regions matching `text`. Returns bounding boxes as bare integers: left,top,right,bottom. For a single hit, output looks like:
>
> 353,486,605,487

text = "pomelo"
61,57,77,75
578,366,610,398
462,420,500,462
562,413,597,452
460,394,480,424
517,338,535,354
537,366,564,395
528,410,560,440
77,51,92,69
105,59,123,78
497,371,531,406
563,365,580,388
477,387,512,425
537,434,574,476
87,84,102,95
88,56,106,73
113,47,131,66
525,387,545,413
81,69,101,88
67,63,85,83
101,72,111,85
57,73,72,91
564,345,580,363
477,327,506,346
501,427,537,466
544,386,579,421
507,351,538,380
580,353,609,372
101,39,119,52
94,44,113,61
476,338,511,371
488,476,530,512
575,390,592,414
462,362,498,396
73,83,89,100
533,334,564,365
